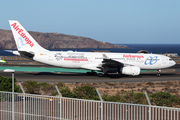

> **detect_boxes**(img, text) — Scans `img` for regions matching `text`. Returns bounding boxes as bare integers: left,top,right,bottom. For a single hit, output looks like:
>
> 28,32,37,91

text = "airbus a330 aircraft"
9,20,176,76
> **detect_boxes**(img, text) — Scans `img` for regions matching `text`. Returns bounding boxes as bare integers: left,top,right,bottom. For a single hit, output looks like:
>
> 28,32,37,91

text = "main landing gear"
157,69,161,77
86,71,109,77
86,71,97,76
97,73,109,77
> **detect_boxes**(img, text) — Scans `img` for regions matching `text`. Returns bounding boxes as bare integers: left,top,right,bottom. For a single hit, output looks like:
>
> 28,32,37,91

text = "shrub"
150,91,180,107
59,86,73,98
123,90,147,104
55,82,65,88
51,90,58,96
0,75,20,92
102,93,125,102
51,85,73,97
22,80,40,94
72,85,99,100
39,82,55,93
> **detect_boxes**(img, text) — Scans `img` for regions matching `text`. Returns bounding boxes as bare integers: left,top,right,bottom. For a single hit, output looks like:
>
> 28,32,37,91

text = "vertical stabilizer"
9,20,48,52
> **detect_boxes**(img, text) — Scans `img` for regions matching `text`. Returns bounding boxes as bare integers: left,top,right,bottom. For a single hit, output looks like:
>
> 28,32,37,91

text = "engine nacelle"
120,66,141,76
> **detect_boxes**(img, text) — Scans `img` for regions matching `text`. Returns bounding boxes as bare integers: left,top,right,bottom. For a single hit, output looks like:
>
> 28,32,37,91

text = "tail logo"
11,23,34,47
17,37,26,49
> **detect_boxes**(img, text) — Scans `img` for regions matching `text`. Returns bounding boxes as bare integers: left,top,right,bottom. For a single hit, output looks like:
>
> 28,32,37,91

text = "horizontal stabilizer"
13,51,34,59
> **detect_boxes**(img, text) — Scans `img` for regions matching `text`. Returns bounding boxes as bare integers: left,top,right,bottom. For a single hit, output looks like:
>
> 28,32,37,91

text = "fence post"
145,92,151,120
55,86,62,120
19,83,25,120
96,89,103,120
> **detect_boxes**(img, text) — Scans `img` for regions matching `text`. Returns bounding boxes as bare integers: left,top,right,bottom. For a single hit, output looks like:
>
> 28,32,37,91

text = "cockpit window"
169,59,173,61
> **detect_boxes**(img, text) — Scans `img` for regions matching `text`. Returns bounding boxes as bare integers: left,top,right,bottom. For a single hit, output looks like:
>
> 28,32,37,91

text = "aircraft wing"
81,54,124,71
100,54,124,68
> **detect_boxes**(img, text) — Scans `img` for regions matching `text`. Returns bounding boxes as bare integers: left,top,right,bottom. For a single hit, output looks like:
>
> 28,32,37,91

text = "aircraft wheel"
98,73,108,77
93,72,97,76
104,73,109,77
157,70,161,77
86,72,91,75
157,73,161,77
97,73,103,77
86,72,97,76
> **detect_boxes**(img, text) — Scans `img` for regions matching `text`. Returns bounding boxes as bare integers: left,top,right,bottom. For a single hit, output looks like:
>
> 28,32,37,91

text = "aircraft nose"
170,60,176,67
168,57,176,67
173,60,176,66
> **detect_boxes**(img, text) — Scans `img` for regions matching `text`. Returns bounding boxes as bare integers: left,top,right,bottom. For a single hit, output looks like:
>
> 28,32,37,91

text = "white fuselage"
33,51,176,71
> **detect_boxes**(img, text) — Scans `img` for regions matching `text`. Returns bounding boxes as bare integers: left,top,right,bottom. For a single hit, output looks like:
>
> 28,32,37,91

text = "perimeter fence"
0,89,180,120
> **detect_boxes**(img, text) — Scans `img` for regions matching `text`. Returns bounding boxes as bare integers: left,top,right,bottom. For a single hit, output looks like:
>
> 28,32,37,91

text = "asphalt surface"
0,64,180,83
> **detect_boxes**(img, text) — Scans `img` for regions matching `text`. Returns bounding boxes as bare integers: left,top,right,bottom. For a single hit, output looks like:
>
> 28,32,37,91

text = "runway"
0,65,180,83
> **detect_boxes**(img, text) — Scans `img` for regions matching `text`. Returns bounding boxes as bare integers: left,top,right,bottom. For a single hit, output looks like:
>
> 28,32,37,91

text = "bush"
123,91,147,104
102,93,125,102
0,75,20,92
150,91,180,107
55,82,65,88
39,82,55,93
102,91,147,104
72,85,99,100
22,80,40,94
51,90,58,96
60,86,73,97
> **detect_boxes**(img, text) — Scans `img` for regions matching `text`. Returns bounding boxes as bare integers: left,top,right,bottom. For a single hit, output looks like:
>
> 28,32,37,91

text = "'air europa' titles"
11,23,34,47
123,54,144,59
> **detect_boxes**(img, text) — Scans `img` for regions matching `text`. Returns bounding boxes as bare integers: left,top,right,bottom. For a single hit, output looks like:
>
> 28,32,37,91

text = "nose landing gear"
157,69,161,77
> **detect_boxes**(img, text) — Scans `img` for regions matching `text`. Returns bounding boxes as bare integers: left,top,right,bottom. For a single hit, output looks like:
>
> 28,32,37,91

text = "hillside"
0,29,128,49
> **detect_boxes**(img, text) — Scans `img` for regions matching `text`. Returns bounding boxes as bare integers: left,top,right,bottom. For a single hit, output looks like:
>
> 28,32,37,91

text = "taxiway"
0,66,179,83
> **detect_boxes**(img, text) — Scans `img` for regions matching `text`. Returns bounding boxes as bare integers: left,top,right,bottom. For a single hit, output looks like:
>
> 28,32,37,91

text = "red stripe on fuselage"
64,58,88,61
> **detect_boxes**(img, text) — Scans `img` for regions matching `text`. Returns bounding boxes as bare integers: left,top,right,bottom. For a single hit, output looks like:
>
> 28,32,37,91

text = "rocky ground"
63,81,180,97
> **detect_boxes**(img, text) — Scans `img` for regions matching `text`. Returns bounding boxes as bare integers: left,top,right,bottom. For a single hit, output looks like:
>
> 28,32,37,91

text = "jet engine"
119,66,141,76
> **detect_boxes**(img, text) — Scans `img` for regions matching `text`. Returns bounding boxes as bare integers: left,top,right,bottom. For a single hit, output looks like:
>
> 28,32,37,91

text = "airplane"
9,20,176,77
0,58,6,64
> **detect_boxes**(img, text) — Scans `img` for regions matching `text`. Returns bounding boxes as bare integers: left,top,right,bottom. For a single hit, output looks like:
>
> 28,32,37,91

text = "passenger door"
48,53,54,61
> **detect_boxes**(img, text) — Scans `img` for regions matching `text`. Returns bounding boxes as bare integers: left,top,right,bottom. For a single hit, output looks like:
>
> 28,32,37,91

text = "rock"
0,29,128,49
